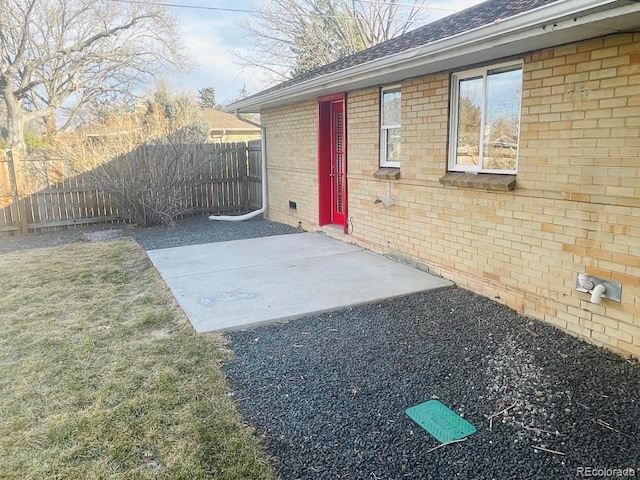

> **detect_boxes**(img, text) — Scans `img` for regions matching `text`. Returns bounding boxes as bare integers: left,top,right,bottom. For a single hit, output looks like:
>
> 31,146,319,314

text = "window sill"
373,167,401,180
439,172,516,191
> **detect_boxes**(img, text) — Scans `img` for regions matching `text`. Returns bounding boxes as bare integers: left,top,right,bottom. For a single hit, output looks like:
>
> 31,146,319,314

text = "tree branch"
235,0,429,80
0,0,189,147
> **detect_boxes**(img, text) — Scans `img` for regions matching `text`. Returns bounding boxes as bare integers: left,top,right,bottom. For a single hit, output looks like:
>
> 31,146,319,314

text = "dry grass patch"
0,239,276,480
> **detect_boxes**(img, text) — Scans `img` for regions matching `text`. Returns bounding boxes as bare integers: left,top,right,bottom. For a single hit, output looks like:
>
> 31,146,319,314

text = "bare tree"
235,0,430,81
222,84,251,108
0,0,188,149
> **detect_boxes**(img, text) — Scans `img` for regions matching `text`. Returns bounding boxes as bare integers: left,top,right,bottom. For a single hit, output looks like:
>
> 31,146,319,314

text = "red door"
330,101,346,226
318,94,347,232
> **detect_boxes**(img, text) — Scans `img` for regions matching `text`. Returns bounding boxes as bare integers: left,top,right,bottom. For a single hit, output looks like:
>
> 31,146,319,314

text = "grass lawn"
0,238,277,480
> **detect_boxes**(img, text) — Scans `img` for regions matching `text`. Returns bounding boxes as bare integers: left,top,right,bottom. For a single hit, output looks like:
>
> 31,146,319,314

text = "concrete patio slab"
147,232,453,332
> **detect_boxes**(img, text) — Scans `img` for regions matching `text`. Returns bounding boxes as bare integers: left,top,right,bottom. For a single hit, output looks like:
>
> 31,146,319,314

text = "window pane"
382,89,401,126
385,127,401,163
483,67,522,171
455,77,482,166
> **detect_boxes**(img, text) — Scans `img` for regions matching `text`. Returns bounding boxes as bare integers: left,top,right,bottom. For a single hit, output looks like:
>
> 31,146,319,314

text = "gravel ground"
2,217,639,479
0,215,297,254
222,290,640,480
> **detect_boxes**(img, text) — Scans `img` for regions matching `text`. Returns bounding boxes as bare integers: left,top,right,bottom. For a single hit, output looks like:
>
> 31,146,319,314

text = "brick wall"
262,101,319,226
262,33,640,358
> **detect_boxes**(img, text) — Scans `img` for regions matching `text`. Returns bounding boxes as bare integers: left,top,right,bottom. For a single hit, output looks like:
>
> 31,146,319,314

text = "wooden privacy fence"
0,140,262,236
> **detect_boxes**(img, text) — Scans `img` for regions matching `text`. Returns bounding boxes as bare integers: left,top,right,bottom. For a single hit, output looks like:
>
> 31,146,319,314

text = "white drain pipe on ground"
209,112,267,222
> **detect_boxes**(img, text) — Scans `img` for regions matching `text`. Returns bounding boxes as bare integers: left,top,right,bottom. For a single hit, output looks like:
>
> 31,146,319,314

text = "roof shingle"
253,0,558,97
201,109,260,131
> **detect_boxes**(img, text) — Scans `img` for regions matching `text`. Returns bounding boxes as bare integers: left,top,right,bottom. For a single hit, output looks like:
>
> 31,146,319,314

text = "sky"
166,0,486,104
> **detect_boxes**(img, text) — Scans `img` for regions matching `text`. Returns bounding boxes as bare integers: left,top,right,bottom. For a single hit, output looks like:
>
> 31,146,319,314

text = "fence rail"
0,140,262,236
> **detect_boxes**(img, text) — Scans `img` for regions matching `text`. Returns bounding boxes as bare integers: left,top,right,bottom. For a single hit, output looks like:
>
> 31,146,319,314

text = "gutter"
208,112,268,222
230,0,639,113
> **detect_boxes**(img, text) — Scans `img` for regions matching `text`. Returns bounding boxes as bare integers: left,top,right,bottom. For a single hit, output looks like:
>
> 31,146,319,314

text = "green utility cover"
406,400,476,443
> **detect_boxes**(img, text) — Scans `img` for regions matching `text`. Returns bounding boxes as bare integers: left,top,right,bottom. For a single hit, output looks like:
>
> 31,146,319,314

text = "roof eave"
230,0,640,113
210,128,261,133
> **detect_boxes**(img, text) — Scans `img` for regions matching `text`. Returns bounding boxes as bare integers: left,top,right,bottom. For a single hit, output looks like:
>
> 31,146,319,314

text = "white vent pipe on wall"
590,283,607,305
576,272,618,304
209,112,267,222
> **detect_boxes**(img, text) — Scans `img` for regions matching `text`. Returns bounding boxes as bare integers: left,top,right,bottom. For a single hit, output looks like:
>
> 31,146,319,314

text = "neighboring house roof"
230,0,640,113
201,109,261,133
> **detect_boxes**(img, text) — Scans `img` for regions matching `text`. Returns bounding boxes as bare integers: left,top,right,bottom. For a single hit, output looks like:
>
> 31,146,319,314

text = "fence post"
6,149,29,234
247,139,262,209
238,142,249,211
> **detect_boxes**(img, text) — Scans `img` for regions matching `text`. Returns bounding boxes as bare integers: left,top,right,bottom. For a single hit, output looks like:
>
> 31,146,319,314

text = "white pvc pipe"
209,113,267,222
590,283,606,304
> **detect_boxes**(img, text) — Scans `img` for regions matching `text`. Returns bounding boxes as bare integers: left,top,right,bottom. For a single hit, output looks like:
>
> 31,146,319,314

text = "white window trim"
448,61,522,175
380,85,401,168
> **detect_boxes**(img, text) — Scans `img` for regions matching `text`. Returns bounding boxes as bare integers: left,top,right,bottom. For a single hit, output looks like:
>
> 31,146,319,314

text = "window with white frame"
380,86,401,167
449,62,523,174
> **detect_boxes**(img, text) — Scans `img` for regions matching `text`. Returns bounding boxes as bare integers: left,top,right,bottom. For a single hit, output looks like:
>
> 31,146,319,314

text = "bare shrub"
52,103,216,226
88,139,214,226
